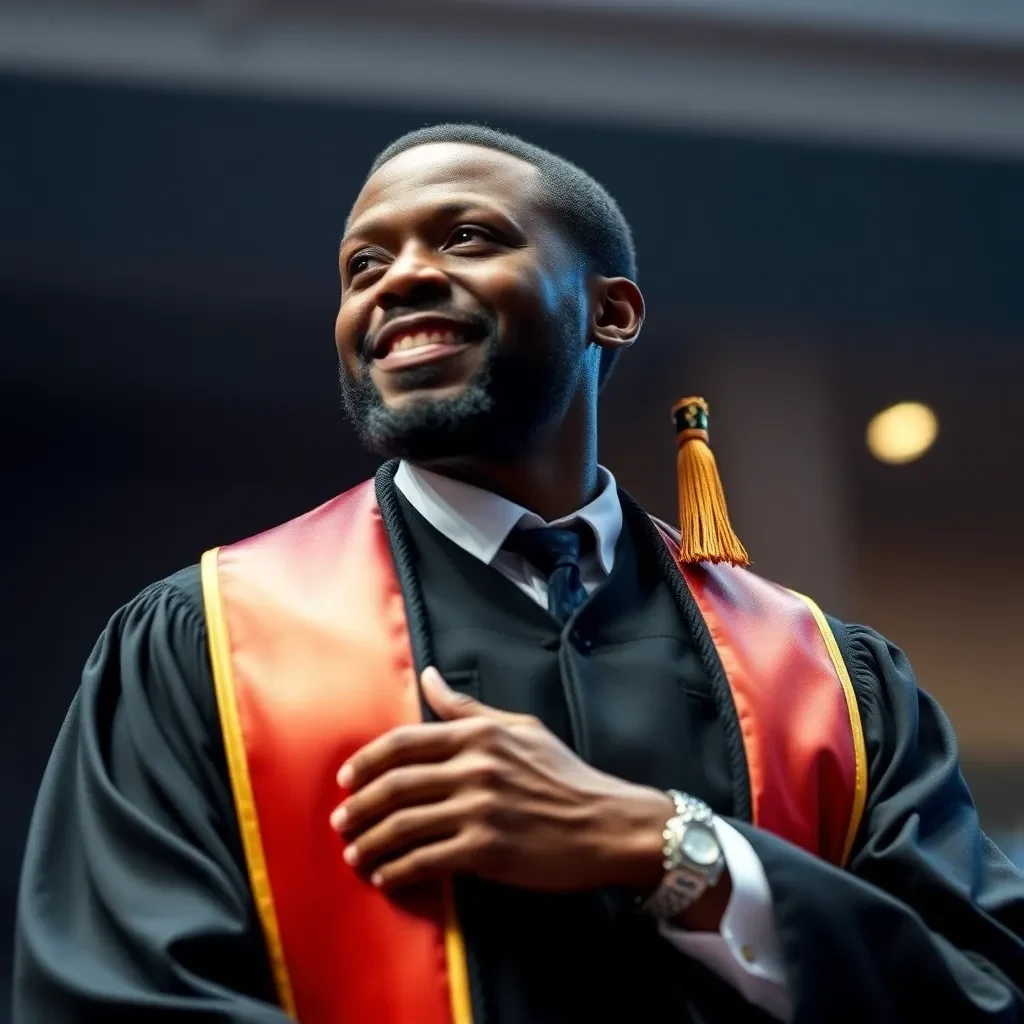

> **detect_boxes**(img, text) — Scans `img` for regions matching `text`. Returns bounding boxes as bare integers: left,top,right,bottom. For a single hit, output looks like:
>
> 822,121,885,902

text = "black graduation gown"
13,516,1024,1022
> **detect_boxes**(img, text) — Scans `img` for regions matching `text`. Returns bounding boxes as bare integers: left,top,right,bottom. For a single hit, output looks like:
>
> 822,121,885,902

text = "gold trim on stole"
790,590,869,866
200,548,300,1020
444,881,473,1024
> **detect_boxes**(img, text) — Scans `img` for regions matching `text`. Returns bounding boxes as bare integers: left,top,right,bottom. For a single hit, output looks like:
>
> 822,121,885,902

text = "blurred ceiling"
4,73,1024,357
2,0,1024,157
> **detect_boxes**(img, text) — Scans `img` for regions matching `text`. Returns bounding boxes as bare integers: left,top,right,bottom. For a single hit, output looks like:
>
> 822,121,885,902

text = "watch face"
681,823,721,867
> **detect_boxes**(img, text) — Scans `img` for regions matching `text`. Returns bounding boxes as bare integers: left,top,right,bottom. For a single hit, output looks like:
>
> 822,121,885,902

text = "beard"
339,308,582,465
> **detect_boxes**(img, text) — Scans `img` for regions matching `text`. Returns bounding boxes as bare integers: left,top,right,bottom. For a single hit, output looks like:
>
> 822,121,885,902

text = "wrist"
598,786,675,891
593,786,733,933
638,791,731,930
674,866,732,931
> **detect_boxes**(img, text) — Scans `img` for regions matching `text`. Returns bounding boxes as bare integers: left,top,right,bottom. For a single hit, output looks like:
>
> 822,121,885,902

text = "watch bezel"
678,821,722,868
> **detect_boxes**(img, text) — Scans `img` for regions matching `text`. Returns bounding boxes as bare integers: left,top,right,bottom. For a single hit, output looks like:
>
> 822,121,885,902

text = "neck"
415,397,600,521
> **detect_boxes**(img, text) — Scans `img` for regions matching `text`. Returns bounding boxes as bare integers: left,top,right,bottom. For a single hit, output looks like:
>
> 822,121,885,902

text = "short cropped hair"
367,123,637,386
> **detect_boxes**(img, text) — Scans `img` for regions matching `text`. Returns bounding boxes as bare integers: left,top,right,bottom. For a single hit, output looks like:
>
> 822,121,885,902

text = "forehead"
347,142,544,235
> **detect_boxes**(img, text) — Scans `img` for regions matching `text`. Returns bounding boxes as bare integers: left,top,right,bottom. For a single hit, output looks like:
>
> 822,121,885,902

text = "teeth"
390,328,464,352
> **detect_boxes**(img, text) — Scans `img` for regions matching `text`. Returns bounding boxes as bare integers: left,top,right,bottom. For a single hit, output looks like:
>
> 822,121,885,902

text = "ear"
590,276,644,355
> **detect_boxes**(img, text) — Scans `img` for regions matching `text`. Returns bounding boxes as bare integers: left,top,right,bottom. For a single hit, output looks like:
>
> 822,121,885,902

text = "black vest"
394,491,774,1024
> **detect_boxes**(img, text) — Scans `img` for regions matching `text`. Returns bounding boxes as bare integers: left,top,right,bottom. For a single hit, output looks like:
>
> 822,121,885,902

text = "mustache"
360,305,496,361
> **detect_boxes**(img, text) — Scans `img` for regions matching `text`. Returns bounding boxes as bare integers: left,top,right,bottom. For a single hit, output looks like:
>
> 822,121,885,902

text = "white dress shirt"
394,461,793,1023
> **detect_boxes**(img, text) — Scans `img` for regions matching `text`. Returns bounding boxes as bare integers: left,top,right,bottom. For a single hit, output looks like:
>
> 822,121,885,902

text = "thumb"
421,666,503,721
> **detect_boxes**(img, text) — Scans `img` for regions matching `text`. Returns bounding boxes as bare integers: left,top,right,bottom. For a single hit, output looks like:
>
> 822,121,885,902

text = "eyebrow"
341,198,525,250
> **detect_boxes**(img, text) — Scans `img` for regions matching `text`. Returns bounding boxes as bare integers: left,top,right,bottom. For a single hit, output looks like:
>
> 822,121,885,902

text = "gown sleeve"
730,620,1024,1022
13,567,290,1023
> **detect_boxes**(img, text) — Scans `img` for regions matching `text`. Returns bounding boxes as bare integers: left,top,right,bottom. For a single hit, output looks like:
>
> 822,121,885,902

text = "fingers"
344,796,481,875
338,720,472,790
370,833,479,891
421,666,500,721
340,702,531,792
332,761,462,836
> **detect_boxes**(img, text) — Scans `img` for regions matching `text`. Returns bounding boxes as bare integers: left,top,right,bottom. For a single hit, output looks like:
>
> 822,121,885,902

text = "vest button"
571,631,592,653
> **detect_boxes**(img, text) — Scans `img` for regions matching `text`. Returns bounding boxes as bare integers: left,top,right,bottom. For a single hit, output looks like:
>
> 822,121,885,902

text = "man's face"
335,142,589,464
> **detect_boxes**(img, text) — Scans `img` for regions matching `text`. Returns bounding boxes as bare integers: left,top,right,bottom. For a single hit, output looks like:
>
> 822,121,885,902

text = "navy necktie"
505,524,594,624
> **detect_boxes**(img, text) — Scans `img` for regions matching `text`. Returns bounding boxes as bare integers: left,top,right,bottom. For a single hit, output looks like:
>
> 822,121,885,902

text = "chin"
349,375,494,461
372,353,481,399
340,338,552,464
381,381,474,411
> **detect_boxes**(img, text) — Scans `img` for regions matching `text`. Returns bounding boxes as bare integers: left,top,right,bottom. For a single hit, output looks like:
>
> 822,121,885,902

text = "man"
14,124,1024,1023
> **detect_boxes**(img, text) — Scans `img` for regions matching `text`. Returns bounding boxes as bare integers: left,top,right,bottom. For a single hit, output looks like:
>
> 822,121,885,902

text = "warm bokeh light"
866,402,939,464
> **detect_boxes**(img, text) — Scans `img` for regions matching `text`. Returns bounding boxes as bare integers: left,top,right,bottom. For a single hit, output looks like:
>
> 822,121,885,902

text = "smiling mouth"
371,320,483,372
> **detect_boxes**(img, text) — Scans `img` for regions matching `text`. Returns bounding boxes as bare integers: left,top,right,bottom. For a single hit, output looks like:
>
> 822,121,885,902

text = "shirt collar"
393,460,621,577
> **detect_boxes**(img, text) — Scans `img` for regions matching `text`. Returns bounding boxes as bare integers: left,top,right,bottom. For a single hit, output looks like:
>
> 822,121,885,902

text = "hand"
330,667,674,894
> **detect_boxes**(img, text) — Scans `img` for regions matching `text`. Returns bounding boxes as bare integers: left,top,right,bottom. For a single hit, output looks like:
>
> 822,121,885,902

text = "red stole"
200,480,866,1023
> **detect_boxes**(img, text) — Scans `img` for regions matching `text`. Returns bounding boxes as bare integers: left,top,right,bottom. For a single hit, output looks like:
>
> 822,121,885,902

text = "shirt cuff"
658,817,793,1023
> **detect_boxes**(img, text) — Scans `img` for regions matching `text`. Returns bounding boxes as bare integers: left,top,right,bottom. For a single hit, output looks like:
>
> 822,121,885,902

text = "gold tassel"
672,397,749,567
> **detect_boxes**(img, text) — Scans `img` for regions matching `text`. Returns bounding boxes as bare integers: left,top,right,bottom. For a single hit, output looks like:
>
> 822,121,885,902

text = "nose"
376,244,451,311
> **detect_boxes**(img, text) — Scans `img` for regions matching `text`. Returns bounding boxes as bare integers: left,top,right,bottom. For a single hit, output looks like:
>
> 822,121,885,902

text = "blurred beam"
452,0,1024,45
1,1,1024,158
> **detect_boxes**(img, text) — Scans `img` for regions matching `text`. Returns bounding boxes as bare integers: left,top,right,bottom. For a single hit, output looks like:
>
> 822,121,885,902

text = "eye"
446,225,495,248
347,251,383,278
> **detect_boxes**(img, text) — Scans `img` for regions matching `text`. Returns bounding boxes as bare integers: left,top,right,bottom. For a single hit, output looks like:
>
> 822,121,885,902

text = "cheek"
333,308,345,349
538,266,579,320
521,268,585,349
334,299,370,369
481,264,574,337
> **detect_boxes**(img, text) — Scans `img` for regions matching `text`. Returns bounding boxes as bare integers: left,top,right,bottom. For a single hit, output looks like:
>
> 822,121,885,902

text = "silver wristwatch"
642,790,724,920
